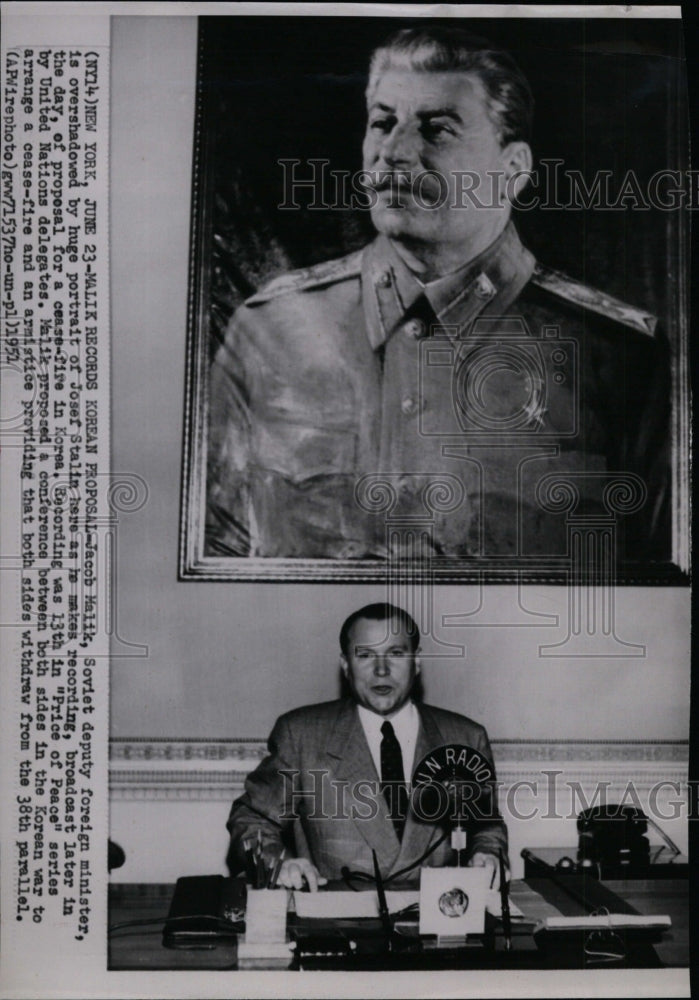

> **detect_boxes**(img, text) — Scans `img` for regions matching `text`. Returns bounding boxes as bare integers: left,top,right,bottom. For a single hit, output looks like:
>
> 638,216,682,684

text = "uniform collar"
361,221,536,350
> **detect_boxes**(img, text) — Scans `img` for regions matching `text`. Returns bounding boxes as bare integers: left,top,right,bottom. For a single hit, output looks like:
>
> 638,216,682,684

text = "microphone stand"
451,820,467,866
372,849,414,955
499,849,512,951
372,849,394,952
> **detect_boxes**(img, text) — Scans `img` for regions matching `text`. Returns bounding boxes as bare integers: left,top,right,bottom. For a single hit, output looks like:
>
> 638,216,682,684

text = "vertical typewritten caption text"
3,46,106,943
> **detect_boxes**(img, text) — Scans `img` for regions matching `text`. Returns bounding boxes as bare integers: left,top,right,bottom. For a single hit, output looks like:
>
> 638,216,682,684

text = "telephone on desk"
162,875,245,949
577,805,652,867
523,807,685,880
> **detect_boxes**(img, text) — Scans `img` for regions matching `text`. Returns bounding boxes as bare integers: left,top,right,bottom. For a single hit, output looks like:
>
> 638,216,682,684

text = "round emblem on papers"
438,888,470,918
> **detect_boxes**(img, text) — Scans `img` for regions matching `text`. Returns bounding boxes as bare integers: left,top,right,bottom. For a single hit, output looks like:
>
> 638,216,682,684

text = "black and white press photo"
0,5,692,1000
106,9,690,993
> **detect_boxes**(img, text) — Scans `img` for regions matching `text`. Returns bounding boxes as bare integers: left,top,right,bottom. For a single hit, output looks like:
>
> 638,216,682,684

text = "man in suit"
206,25,669,563
227,603,507,891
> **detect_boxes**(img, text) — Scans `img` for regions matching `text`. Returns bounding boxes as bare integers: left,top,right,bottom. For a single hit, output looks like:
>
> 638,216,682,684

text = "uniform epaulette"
531,263,658,337
245,249,363,306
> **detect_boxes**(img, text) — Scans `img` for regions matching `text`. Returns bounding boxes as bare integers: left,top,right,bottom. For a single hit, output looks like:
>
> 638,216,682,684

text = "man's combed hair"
339,603,420,656
368,26,534,146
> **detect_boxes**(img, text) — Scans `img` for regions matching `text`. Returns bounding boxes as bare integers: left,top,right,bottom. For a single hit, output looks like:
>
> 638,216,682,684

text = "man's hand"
277,857,328,892
467,851,509,890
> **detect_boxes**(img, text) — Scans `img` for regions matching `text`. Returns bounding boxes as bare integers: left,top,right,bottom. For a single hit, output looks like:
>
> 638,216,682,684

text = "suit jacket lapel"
325,701,401,869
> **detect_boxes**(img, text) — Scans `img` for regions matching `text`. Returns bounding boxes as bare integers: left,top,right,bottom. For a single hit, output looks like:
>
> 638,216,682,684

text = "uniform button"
376,270,392,289
403,318,426,339
475,273,495,299
401,397,418,415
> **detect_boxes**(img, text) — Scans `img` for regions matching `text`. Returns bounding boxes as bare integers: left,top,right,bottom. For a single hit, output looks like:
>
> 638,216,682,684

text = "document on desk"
540,914,672,930
293,890,419,919
293,889,525,920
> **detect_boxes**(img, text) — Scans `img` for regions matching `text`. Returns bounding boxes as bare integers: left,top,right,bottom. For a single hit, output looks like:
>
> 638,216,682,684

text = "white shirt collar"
358,698,416,731
357,700,419,778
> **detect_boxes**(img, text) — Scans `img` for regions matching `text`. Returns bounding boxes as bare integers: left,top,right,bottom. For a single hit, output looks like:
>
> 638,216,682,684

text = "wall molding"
109,737,689,802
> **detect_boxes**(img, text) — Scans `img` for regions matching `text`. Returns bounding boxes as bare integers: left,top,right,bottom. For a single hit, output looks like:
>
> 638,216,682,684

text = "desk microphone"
499,849,512,951
371,849,392,950
411,743,494,862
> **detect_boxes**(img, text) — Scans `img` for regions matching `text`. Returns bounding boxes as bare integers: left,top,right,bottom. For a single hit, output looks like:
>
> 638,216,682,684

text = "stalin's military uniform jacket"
206,223,669,561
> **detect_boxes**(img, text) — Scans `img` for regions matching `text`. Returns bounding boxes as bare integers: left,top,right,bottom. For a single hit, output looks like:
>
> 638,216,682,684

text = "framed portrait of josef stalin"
179,13,690,583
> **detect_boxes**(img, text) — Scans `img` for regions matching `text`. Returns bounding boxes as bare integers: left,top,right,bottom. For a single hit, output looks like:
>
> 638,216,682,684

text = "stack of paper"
540,914,671,931
293,890,418,919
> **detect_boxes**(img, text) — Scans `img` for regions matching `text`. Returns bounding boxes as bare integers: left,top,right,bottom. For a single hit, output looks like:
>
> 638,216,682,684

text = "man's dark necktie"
380,720,408,840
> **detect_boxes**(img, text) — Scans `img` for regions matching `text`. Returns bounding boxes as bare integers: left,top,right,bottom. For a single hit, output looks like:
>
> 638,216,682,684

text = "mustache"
363,170,414,192
361,169,445,198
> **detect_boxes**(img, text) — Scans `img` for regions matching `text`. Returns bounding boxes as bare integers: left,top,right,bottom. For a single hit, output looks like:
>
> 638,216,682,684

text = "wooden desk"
108,877,689,971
